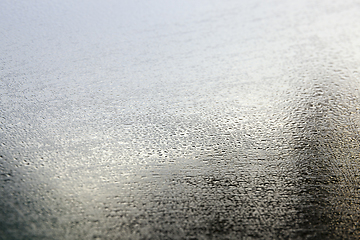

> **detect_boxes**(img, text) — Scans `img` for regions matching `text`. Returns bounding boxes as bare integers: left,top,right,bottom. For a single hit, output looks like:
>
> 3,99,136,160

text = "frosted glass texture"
1,0,360,239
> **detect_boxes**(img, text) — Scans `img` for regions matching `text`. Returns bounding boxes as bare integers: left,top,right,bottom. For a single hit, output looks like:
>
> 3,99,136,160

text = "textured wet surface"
1,0,360,239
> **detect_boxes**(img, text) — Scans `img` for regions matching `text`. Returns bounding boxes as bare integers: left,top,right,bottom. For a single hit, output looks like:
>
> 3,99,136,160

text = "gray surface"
1,0,360,239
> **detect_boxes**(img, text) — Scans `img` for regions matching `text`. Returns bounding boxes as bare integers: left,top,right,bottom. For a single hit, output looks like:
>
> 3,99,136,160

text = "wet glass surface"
1,0,360,239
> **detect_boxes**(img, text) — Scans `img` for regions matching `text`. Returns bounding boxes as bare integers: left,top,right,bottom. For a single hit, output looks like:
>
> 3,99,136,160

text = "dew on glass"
1,0,360,239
